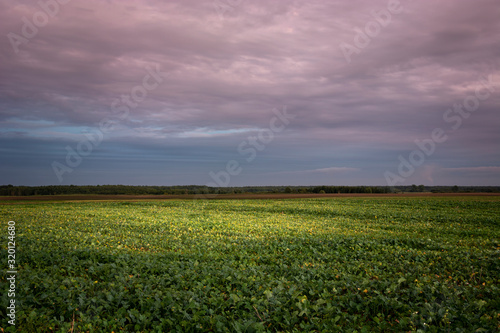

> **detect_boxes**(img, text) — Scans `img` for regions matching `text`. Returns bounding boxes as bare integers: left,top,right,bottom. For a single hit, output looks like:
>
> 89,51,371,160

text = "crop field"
1,197,499,332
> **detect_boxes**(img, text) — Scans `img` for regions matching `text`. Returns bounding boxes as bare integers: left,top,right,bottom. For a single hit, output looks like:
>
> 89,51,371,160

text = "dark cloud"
0,0,499,186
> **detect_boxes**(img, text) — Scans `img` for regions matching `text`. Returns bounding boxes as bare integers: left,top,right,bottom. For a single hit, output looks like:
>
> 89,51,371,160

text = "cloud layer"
1,0,499,186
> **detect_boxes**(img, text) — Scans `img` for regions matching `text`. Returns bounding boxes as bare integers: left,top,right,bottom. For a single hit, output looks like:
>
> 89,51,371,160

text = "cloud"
442,166,500,174
0,0,499,185
285,167,360,175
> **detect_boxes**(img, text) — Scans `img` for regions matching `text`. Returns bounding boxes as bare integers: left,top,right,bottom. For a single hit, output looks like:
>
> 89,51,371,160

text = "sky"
0,0,499,187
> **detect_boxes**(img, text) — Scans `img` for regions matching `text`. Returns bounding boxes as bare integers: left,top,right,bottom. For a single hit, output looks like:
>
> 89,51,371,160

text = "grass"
1,197,499,332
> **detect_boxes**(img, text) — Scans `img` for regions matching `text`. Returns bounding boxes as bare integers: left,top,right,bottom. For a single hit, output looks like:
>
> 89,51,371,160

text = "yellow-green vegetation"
1,197,499,332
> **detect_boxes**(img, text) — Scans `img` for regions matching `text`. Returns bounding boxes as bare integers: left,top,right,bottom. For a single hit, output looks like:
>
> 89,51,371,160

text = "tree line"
0,184,498,196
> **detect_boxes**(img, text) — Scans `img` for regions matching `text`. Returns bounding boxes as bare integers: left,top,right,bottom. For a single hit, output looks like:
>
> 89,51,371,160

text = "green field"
1,197,499,332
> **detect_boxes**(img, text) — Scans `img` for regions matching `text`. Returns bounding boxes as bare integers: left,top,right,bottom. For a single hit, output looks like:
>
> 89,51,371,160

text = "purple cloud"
0,0,499,186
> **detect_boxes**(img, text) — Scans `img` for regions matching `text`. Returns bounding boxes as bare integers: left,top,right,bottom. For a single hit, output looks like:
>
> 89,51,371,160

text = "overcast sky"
1,0,499,186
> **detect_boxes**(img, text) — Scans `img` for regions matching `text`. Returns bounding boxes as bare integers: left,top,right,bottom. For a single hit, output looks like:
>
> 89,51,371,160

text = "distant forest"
0,184,499,196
